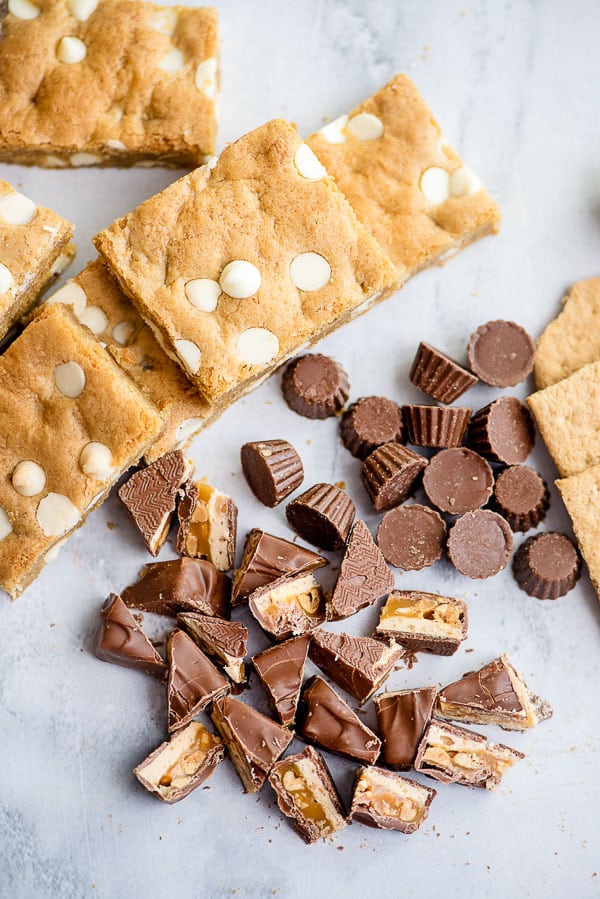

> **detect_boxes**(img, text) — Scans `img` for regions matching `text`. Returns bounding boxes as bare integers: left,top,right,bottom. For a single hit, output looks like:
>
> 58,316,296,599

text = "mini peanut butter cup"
340,396,404,459
377,503,446,570
491,466,549,532
467,320,535,387
409,341,478,404
513,532,581,599
360,442,427,512
468,396,535,465
422,447,493,514
403,404,471,448
282,353,349,419
241,439,304,507
286,482,356,550
447,510,514,579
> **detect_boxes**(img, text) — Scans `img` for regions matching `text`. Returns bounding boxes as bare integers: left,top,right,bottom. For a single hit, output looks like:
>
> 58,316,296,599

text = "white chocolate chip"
150,7,177,35
174,338,202,374
159,48,185,73
319,114,349,144
50,252,72,275
44,537,67,562
0,508,12,541
54,361,86,398
8,0,40,18
12,461,46,497
78,305,108,335
236,328,279,365
174,417,204,446
0,263,13,295
195,57,217,99
346,112,384,141
0,191,37,226
46,281,87,316
57,36,88,64
185,278,221,312
112,321,135,345
67,0,98,20
107,105,123,124
219,261,261,299
293,143,327,181
449,165,483,197
106,139,127,152
206,155,218,170
70,152,101,166
420,167,450,204
44,155,68,167
79,442,114,480
290,252,331,291
36,493,80,537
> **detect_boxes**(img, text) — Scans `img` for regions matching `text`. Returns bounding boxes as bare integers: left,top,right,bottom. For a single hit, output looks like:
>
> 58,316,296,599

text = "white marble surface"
2,1,600,897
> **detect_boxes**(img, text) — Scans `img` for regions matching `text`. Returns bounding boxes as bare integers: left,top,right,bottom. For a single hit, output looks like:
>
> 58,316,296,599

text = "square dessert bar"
46,259,214,461
0,0,218,167
307,74,501,275
0,178,74,339
0,303,163,598
95,119,398,405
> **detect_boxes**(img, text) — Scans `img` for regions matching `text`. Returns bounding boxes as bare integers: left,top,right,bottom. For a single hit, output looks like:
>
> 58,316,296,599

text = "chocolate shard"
249,571,325,641
468,396,535,465
286,483,356,551
491,465,549,532
309,629,403,704
373,687,437,770
340,396,404,460
252,635,310,726
513,532,581,599
122,558,231,619
327,519,394,621
177,613,248,684
118,451,193,555
269,746,348,844
377,503,446,571
447,510,513,579
167,629,230,733
350,766,436,833
241,439,304,507
360,442,427,512
211,695,294,793
468,320,535,388
94,593,167,679
436,654,553,731
282,354,350,419
422,447,494,514
298,676,381,764
403,404,471,448
176,480,237,572
414,719,525,790
375,590,468,656
409,341,478,404
232,529,326,606
134,721,225,804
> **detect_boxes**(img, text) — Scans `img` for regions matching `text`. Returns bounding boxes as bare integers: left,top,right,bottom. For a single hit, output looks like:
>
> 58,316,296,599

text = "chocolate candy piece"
282,353,349,419
286,483,355,550
409,341,478,404
436,653,553,731
240,439,304,507
340,396,404,459
468,396,535,465
513,532,581,599
309,629,403,703
298,676,381,764
177,613,248,684
350,767,436,833
361,442,427,512
134,721,225,804
327,519,393,621
373,687,437,770
122,558,231,619
118,450,193,555
269,746,348,844
232,529,326,606
253,635,310,726
375,590,468,656
414,719,525,790
447,510,513,579
249,571,325,641
177,480,237,571
467,320,535,387
167,629,230,733
422,447,493,514
377,504,446,570
403,404,471,448
211,695,293,793
491,465,549,532
94,593,167,679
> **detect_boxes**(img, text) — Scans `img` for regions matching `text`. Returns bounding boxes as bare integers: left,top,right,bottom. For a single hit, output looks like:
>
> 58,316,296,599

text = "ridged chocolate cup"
447,510,513,579
282,354,350,419
377,504,446,570
513,532,581,599
491,466,549,532
361,442,427,512
340,396,404,459
241,439,304,507
409,341,478,404
286,482,356,550
469,397,535,465
403,404,471,448
468,320,535,388
423,447,494,514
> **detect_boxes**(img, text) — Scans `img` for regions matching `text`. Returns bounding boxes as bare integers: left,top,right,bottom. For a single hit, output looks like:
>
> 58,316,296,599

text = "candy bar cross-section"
0,0,219,167
94,119,398,406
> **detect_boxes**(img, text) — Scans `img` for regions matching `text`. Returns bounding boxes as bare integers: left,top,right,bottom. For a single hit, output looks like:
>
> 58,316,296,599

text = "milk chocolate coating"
469,397,535,465
422,447,494,514
439,657,522,716
373,687,437,770
447,510,514,579
340,396,404,459
327,519,394,621
375,590,469,656
282,354,349,419
410,341,478,404
361,442,427,512
491,466,549,532
177,613,248,683
350,767,437,833
403,404,471,448
309,629,403,703
377,504,446,570
167,629,230,733
232,529,326,605
513,532,581,599
298,676,381,764
253,635,310,726
248,571,325,641
94,593,167,679
122,558,231,619
286,483,356,550
176,481,237,571
241,440,304,507
467,320,535,387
